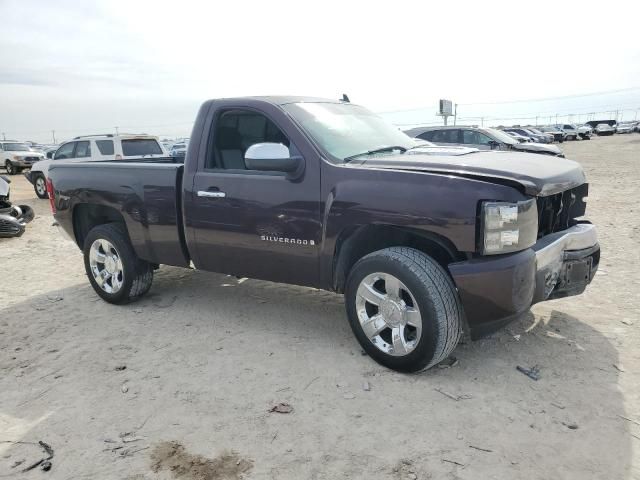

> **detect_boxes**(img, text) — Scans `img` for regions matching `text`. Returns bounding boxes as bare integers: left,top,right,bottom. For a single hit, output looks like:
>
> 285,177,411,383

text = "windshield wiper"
344,145,408,162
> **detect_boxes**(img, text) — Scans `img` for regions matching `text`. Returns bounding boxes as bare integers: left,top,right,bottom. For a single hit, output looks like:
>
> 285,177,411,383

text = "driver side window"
206,110,292,171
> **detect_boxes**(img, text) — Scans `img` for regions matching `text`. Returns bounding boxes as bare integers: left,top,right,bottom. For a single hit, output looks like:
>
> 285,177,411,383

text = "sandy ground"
1,134,639,480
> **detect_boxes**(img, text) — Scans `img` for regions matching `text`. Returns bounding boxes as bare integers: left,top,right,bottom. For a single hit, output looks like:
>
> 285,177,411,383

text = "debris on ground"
618,414,640,426
115,365,127,371
269,402,293,414
516,365,541,381
562,422,579,430
121,382,129,393
363,381,371,391
442,458,465,467
6,440,55,473
551,402,566,410
392,458,418,479
621,319,634,326
438,356,458,369
613,363,625,372
150,441,252,479
343,393,355,400
469,445,493,453
434,388,472,401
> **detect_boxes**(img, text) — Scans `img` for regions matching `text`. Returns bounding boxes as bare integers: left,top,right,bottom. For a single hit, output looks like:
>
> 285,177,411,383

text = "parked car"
0,174,34,237
586,119,616,130
555,124,579,141
615,122,636,134
538,126,566,143
504,131,531,143
525,128,555,143
503,128,549,143
577,125,593,140
405,126,564,156
595,123,616,136
25,134,168,199
47,95,598,373
43,146,59,159
170,142,188,160
1,141,45,175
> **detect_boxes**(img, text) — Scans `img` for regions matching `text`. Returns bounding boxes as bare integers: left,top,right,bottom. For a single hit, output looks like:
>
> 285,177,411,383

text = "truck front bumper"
449,223,599,339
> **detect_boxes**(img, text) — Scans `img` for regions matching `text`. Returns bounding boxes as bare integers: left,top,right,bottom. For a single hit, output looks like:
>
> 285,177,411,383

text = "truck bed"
49,161,190,267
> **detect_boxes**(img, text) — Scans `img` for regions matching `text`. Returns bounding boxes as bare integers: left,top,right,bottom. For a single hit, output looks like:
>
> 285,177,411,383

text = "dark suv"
405,126,564,157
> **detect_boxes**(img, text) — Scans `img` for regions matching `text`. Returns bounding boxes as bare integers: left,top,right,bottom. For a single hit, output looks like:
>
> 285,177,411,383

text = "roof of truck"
214,96,346,106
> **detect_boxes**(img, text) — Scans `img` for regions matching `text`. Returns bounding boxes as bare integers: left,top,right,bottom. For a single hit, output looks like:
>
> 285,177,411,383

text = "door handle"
197,190,226,198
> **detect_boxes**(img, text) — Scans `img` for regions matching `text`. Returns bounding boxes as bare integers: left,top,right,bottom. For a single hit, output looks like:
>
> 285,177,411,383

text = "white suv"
1,141,45,175
26,134,167,198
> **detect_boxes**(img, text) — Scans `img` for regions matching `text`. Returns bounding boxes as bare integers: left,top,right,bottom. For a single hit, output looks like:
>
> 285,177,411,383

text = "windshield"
3,143,31,151
282,102,414,161
485,128,518,145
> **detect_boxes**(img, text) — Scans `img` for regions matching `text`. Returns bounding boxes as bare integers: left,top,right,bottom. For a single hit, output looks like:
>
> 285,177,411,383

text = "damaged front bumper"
0,203,35,237
449,222,599,339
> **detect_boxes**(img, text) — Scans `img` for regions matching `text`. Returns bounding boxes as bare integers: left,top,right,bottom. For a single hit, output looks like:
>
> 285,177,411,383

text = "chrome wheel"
355,272,422,356
89,239,124,294
35,176,46,196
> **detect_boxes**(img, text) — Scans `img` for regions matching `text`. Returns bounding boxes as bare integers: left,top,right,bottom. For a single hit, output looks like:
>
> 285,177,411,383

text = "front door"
189,108,322,287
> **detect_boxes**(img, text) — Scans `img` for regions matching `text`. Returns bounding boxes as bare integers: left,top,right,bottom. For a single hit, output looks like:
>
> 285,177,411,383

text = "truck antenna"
342,94,350,103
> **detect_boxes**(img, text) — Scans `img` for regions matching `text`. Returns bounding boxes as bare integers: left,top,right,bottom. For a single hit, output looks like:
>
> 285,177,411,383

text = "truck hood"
354,150,586,196
512,142,562,155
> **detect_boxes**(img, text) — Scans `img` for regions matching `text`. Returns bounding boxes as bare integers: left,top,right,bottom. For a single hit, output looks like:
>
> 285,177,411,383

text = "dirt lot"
1,135,639,479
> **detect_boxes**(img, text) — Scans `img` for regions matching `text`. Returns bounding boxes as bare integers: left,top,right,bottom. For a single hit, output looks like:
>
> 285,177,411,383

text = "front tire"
345,247,462,372
33,173,48,199
5,161,16,175
83,223,153,304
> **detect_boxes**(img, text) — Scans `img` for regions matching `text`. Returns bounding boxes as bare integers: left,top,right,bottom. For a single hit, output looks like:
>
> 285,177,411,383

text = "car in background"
504,131,531,143
576,125,592,140
170,142,188,160
556,124,579,141
1,141,45,175
43,146,59,159
503,127,550,143
595,123,616,136
615,122,636,134
538,126,566,143
525,127,555,143
26,134,168,199
404,126,564,157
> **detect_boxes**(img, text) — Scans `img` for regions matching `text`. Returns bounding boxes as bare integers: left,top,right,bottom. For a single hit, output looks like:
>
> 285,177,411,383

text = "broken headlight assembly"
480,199,538,255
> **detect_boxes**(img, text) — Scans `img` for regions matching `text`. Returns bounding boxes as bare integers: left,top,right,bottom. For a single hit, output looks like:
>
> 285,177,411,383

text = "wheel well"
73,204,126,248
333,225,464,293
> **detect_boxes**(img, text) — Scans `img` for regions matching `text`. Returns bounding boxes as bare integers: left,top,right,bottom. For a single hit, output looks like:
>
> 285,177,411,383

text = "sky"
1,0,639,143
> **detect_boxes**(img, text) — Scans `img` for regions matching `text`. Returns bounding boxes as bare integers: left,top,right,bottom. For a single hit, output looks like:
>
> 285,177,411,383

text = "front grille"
24,156,40,162
536,183,588,238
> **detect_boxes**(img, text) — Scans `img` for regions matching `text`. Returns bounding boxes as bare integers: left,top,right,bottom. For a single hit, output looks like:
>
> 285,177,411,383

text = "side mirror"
488,140,500,149
244,143,302,174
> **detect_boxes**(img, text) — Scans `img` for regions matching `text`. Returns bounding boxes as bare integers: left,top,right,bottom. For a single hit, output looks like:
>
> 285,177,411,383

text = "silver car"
404,126,564,157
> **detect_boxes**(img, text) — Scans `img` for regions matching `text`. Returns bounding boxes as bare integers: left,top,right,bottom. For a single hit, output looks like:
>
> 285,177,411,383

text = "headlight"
480,199,538,255
12,155,23,160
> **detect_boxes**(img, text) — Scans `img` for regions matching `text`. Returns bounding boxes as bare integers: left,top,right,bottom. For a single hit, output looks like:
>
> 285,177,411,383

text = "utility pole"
535,115,539,126
115,126,119,135
555,113,558,125
453,103,458,126
1,132,5,141
480,117,484,127
52,130,56,143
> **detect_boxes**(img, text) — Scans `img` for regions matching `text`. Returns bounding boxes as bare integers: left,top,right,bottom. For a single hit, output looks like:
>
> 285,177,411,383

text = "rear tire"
345,247,462,372
83,223,153,304
33,173,48,199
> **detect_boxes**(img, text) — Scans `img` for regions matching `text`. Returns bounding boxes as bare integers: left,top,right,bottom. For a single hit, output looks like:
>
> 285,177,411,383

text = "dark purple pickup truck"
47,96,599,372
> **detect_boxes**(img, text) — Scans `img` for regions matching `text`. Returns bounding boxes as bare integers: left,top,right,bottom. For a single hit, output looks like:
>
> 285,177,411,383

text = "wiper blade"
344,145,408,162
